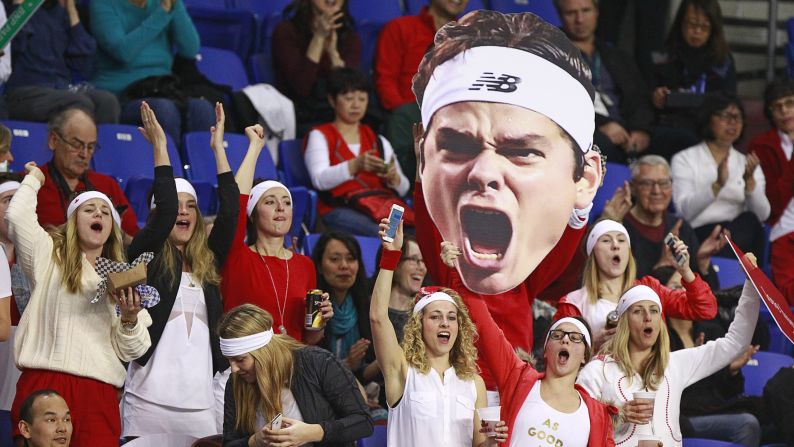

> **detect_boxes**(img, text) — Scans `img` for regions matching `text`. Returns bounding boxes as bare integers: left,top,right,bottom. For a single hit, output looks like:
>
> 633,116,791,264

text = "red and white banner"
727,238,794,345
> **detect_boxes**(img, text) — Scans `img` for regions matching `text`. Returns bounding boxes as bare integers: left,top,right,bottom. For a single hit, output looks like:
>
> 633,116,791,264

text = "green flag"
0,0,45,51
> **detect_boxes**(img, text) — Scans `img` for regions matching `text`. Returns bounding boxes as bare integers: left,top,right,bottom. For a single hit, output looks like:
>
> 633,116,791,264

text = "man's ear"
18,420,31,439
47,131,58,152
574,149,603,210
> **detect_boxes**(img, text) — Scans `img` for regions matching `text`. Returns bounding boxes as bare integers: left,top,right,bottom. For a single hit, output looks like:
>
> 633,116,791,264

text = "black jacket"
593,41,655,133
128,169,239,374
222,346,374,446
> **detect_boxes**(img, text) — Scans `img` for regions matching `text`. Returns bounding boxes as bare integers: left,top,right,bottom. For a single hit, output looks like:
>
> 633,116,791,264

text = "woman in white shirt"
370,220,506,446
671,94,770,259
576,256,760,447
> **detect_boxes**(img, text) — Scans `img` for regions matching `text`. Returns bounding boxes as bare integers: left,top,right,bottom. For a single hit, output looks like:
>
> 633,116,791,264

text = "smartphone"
270,413,283,430
382,155,395,174
664,233,686,266
382,204,404,243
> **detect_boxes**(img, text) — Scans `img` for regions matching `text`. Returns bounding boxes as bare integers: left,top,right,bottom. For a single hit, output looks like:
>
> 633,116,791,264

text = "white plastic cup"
477,406,501,437
637,433,662,447
632,391,656,423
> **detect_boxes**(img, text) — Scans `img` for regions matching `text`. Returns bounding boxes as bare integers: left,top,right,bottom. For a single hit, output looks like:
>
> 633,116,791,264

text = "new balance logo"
469,72,521,92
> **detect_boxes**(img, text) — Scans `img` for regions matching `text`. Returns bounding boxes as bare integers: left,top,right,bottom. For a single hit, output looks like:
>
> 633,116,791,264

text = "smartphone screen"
384,205,404,242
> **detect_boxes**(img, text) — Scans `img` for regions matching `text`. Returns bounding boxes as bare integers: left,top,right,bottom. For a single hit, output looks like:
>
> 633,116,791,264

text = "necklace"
185,272,196,288
258,245,290,335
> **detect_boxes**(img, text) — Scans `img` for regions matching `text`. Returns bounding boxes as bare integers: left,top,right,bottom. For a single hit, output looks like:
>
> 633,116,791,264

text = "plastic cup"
637,433,662,447
632,391,655,422
477,406,501,437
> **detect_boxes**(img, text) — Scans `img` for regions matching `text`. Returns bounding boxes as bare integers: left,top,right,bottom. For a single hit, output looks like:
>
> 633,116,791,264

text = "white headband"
150,178,198,209
616,285,662,318
421,46,594,154
0,181,20,196
220,329,274,357
545,317,592,347
247,181,292,218
413,291,458,314
586,219,630,255
66,191,121,227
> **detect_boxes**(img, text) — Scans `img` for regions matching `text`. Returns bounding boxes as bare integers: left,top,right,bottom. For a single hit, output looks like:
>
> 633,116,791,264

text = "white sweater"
671,142,770,228
6,175,152,388
576,281,759,447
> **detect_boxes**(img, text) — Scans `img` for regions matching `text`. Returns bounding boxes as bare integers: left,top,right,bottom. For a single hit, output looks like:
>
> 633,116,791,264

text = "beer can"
305,289,324,330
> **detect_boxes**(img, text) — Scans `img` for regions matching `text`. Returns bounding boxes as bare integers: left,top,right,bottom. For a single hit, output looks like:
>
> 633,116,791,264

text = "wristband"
379,249,402,270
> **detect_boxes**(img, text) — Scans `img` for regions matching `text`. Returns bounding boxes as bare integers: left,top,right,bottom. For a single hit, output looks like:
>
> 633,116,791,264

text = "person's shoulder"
290,252,315,269
671,143,703,163
748,128,779,149
384,13,425,31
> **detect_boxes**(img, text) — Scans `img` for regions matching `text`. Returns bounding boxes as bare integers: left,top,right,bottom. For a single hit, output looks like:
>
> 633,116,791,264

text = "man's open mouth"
461,207,512,262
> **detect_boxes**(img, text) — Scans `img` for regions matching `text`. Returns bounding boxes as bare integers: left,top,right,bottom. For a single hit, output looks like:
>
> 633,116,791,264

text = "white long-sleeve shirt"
671,142,770,228
576,281,760,447
6,175,151,388
304,129,410,196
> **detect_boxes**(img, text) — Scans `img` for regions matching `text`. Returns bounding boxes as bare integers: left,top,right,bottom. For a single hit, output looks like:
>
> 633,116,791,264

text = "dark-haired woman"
273,0,361,134
671,94,769,258
650,0,736,134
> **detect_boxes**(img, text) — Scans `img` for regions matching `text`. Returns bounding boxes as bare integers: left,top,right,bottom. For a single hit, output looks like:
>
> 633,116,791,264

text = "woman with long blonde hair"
577,261,761,447
6,113,154,444
555,219,718,349
219,304,372,446
371,219,507,446
121,103,240,438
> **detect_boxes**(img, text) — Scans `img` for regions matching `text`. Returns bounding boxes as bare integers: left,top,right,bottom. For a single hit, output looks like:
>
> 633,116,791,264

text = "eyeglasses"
633,178,673,191
401,256,426,267
54,131,100,154
684,19,711,32
713,111,743,122
548,329,585,343
770,97,794,114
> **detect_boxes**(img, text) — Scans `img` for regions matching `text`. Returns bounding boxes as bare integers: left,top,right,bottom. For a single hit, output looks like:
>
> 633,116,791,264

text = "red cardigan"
554,274,718,321
452,270,617,446
749,129,794,227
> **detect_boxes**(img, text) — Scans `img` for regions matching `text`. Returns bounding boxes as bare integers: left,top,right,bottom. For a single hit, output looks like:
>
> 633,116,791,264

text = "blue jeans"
120,97,215,146
685,413,761,447
322,207,380,237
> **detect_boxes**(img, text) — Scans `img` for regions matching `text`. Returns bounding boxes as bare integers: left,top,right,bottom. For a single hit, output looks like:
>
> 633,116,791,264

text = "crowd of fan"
0,0,790,446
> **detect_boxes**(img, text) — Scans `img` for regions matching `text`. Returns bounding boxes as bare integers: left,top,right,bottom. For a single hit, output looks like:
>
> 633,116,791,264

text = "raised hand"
137,101,167,151
378,217,404,251
602,180,632,221
209,102,226,153
244,124,266,151
440,241,462,268
24,162,45,185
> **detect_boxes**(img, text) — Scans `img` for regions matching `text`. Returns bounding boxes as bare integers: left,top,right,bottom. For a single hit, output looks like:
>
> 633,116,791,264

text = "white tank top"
510,381,590,447
564,287,618,336
387,366,476,447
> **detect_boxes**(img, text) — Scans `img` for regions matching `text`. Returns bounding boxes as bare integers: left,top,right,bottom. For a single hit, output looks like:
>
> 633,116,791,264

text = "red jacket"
453,270,617,446
37,162,138,236
374,7,435,110
554,274,718,321
749,129,794,226
413,182,586,388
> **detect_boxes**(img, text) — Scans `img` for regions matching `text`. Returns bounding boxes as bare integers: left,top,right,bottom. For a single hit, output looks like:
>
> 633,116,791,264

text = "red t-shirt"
220,195,317,341
36,162,139,236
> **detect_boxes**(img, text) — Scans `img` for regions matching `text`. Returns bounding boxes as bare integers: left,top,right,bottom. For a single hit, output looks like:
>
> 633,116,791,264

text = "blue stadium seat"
348,0,402,25
590,162,631,219
357,424,387,447
249,51,276,85
759,305,794,356
183,131,277,186
489,0,561,26
197,47,250,91
404,0,488,15
188,7,256,61
94,124,184,187
682,439,743,447
184,0,229,8
741,351,794,396
303,233,381,277
287,186,318,248
787,17,794,43
711,257,746,289
278,139,311,188
357,23,382,73
125,176,154,227
3,120,50,172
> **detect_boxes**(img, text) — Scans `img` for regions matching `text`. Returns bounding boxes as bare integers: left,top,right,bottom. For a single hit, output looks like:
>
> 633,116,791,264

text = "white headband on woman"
150,178,198,209
545,317,592,347
66,191,121,227
421,46,594,154
219,329,274,357
616,285,662,318
413,291,458,314
586,219,631,255
247,180,292,218
0,181,20,195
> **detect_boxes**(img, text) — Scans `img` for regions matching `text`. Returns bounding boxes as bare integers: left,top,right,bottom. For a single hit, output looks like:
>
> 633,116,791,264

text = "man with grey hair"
602,154,721,288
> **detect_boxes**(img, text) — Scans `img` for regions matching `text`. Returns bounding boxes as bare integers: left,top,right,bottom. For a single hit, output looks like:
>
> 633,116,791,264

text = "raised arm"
6,164,52,286
369,219,408,406
234,125,267,195
207,103,240,266
127,102,178,259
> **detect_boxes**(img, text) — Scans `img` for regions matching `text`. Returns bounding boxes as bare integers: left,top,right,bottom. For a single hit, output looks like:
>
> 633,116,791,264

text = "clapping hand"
602,181,632,221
